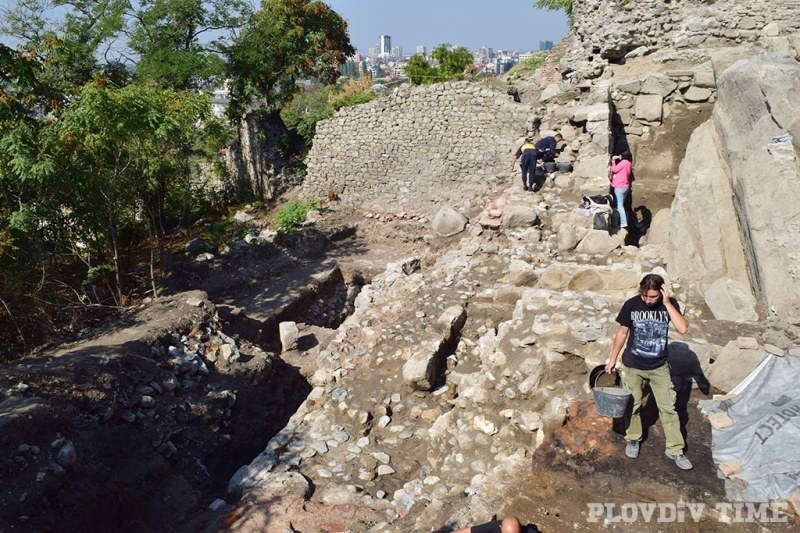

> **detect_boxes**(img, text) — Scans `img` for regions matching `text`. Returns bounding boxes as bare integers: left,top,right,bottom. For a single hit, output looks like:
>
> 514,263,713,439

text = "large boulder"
706,341,765,393
712,52,800,317
503,205,539,229
668,120,750,291
575,230,624,255
647,208,670,247
431,206,468,237
704,277,759,322
635,94,663,122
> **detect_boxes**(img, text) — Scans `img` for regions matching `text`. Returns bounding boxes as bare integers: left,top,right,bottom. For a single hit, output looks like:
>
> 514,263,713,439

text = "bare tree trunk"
0,296,27,355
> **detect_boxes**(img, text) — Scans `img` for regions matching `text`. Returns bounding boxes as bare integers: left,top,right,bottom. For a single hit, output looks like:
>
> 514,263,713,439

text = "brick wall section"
539,38,570,86
303,81,535,215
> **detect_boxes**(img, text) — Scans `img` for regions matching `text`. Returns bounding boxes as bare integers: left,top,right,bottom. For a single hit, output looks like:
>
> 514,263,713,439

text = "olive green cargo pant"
622,363,685,455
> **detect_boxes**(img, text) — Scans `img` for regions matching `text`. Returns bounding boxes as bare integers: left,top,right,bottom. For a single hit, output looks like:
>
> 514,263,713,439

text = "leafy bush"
274,198,322,234
405,44,474,85
329,79,376,112
281,79,375,143
508,51,549,75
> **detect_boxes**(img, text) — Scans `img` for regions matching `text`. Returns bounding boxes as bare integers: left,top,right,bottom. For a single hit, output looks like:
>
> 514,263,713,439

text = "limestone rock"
234,210,254,223
635,94,663,122
437,305,467,337
402,347,440,391
693,62,716,89
556,223,578,252
432,206,468,237
647,208,670,246
503,205,539,229
640,74,678,97
706,341,765,393
279,321,300,352
761,22,780,37
683,86,712,103
711,53,800,317
508,260,538,287
667,120,750,292
540,83,562,101
575,230,624,255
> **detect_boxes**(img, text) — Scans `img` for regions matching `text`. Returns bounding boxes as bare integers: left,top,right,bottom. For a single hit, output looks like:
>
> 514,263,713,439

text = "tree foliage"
405,44,474,85
11,83,227,302
534,0,573,26
129,0,251,89
281,77,375,142
226,0,354,115
1,0,355,354
1,0,128,91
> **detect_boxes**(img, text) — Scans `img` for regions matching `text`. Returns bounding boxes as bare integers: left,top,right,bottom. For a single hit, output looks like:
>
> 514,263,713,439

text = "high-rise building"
415,45,427,57
539,40,554,51
368,46,378,58
379,35,392,56
476,47,494,64
391,45,403,59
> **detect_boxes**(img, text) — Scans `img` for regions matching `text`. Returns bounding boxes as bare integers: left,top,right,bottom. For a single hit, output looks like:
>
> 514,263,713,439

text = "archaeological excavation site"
2,1,800,532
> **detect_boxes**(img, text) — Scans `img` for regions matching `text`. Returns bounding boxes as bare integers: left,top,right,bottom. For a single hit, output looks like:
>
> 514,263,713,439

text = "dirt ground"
0,205,428,533
2,193,797,531
500,395,797,532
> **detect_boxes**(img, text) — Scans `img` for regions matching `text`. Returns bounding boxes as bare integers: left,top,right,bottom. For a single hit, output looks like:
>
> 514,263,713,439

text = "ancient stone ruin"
3,1,800,531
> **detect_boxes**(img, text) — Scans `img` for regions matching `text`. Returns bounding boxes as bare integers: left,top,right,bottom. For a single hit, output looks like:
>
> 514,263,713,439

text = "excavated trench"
195,265,368,512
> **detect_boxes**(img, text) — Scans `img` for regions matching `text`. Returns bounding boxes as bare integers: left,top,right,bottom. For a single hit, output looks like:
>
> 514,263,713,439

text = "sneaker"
523,185,530,191
665,452,693,470
625,441,640,459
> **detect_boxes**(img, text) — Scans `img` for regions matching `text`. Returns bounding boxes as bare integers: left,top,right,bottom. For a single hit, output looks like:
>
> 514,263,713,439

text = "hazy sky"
323,0,569,54
0,0,570,54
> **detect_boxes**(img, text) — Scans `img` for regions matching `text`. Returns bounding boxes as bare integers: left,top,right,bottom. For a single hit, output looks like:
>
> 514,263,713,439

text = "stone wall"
572,0,800,64
303,81,534,214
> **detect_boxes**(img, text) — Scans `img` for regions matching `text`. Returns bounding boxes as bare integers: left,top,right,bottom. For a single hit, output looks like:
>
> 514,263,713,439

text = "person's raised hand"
660,285,671,302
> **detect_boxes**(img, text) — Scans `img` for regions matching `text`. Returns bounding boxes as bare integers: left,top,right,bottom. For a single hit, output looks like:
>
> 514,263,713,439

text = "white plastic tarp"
699,349,800,502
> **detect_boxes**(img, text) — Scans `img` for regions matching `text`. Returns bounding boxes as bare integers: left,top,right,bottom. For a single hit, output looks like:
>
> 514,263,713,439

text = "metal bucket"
590,366,631,418
556,162,573,173
543,161,558,173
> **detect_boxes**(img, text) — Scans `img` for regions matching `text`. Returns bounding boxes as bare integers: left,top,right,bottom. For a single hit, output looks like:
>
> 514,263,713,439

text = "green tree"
29,83,225,302
405,44,474,85
534,0,573,26
405,53,436,85
128,0,251,89
431,44,473,78
1,0,127,91
226,0,354,116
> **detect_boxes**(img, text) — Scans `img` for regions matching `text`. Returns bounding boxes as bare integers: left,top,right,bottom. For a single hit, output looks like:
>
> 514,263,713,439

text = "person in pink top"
609,153,633,229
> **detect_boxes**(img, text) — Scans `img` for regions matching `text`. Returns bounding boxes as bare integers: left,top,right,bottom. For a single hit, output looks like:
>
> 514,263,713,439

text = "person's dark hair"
639,273,664,293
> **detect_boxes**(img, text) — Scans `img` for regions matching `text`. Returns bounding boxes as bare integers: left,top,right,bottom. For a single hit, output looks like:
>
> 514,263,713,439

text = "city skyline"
324,0,569,55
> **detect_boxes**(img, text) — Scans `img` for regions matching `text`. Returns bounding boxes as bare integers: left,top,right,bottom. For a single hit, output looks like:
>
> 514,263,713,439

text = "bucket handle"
593,369,616,389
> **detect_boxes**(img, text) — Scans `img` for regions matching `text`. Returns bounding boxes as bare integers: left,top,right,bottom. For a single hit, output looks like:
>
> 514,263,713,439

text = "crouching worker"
605,274,693,470
453,516,525,533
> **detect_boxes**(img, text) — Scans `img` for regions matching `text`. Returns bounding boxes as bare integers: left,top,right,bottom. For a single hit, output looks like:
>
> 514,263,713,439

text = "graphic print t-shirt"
616,295,680,370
